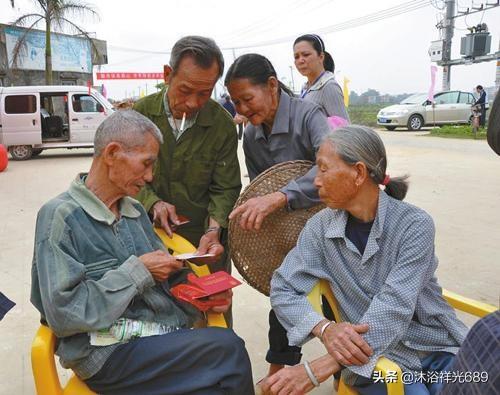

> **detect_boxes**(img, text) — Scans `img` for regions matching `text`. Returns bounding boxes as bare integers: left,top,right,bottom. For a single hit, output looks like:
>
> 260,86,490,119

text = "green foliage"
429,125,487,139
347,104,385,127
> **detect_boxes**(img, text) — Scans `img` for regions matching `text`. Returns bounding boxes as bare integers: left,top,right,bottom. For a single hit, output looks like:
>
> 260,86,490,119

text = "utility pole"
441,0,455,91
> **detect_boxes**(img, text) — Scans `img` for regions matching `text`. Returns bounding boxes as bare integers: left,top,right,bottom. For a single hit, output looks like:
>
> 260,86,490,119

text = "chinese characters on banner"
96,72,164,80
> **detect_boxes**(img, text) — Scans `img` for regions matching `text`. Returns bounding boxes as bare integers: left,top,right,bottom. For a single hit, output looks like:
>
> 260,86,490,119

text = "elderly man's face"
166,56,220,119
109,133,159,197
314,141,358,209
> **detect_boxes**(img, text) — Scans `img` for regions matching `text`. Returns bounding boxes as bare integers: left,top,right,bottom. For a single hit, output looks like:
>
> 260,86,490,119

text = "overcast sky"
1,0,499,100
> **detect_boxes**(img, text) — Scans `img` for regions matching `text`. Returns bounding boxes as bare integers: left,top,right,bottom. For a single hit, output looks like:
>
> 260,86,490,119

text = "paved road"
0,131,498,394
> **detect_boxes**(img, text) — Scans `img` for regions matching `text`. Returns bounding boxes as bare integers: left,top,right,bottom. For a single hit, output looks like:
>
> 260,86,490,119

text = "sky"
1,0,499,100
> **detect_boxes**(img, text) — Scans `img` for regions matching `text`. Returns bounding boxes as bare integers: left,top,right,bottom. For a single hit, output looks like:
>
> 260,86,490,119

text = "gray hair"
324,125,409,200
93,110,163,156
170,35,224,78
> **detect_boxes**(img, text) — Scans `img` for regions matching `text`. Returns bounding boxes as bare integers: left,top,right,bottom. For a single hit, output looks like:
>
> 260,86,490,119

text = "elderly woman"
265,125,468,395
225,53,331,378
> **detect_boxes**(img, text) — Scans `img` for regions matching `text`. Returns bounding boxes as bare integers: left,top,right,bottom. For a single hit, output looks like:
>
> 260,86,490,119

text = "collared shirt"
30,174,199,379
271,191,468,385
243,90,330,210
300,71,350,121
163,89,198,140
134,88,241,244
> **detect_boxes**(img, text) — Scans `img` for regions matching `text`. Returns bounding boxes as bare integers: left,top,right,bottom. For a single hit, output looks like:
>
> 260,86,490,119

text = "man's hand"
234,114,247,125
207,289,232,313
319,321,372,366
194,231,224,264
139,250,183,282
151,200,179,238
229,192,287,231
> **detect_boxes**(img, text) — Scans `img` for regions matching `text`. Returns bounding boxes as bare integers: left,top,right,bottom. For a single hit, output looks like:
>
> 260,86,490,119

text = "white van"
0,85,114,160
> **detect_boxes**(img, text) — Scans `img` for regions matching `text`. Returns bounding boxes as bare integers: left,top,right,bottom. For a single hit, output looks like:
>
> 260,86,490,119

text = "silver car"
377,91,476,131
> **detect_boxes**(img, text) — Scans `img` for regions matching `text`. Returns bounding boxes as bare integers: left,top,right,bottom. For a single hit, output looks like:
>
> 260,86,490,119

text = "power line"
107,0,432,61
221,0,431,50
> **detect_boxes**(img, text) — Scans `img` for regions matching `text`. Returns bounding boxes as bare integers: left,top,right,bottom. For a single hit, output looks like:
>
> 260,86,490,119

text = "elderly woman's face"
314,141,358,209
227,78,278,126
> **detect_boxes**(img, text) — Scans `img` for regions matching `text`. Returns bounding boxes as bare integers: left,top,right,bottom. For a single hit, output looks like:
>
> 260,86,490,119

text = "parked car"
0,85,114,160
377,91,476,131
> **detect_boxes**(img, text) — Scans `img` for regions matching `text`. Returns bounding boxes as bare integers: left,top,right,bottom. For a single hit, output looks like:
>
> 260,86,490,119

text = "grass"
347,104,385,127
428,125,487,140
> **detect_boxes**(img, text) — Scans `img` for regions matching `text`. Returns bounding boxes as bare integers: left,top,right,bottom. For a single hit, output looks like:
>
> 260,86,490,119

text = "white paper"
174,253,215,260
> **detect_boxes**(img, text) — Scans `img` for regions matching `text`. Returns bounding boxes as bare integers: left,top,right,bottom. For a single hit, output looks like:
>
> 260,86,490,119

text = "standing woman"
293,33,350,122
225,53,331,377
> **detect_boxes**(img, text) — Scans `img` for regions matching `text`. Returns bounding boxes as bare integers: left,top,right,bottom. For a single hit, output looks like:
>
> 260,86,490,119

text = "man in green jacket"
134,36,241,311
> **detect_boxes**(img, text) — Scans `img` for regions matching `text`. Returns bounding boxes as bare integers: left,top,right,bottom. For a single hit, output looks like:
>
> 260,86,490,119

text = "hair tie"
381,175,390,186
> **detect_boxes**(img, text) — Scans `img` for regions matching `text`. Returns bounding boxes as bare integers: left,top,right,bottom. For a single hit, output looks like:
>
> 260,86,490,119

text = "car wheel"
407,115,423,131
9,145,33,160
385,126,397,131
32,148,43,157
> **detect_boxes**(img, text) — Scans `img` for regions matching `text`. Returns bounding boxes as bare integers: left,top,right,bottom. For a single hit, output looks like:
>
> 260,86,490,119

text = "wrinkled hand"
322,322,372,366
151,201,179,238
207,289,232,313
139,250,183,282
260,364,313,395
229,192,287,231
193,232,224,264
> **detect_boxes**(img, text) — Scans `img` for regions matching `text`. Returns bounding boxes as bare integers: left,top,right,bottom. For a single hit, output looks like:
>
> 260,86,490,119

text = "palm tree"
9,0,99,84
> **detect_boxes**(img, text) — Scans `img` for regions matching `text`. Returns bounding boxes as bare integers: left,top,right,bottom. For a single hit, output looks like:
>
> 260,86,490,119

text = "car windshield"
400,94,428,105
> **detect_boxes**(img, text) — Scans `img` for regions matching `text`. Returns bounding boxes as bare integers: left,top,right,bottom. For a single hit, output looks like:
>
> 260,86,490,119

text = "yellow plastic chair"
31,230,225,395
307,279,498,395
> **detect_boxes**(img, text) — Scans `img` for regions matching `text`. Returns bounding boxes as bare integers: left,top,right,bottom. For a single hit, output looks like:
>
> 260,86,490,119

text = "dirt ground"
0,130,498,395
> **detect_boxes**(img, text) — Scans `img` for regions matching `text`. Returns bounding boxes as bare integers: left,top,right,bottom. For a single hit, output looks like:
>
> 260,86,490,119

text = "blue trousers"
85,327,254,395
353,352,456,395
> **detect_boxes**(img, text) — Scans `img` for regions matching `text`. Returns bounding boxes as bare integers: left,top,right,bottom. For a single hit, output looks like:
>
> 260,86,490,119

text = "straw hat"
229,160,325,296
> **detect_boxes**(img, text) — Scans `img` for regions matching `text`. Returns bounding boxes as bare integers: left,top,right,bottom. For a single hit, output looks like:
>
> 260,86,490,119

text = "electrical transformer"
461,32,492,57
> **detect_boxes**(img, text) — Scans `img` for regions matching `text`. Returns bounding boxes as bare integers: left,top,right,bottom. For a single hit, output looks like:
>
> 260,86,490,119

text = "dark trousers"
267,299,336,365
480,105,487,127
85,327,254,395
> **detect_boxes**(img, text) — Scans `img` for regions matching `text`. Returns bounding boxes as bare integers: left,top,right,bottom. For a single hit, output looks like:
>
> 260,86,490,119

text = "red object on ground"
0,144,8,172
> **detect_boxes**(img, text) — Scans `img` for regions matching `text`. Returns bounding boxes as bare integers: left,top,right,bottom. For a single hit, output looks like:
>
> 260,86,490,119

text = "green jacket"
134,89,241,244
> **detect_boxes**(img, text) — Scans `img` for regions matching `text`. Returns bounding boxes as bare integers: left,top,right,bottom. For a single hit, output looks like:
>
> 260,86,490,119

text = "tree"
9,0,99,84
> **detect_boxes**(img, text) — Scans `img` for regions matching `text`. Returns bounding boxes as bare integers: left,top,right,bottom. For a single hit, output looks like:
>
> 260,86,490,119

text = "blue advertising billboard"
5,26,92,73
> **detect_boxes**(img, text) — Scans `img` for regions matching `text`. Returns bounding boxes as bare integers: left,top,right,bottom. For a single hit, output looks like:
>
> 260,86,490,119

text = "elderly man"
134,37,241,306
30,110,253,395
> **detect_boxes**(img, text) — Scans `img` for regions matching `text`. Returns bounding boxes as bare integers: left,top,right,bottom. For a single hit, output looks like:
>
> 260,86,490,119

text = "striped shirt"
271,190,468,385
300,71,350,121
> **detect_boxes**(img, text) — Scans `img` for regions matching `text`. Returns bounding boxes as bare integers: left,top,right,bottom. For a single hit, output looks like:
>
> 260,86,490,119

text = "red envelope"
170,271,242,312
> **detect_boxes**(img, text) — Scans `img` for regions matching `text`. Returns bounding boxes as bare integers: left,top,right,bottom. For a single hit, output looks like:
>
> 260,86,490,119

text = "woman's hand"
321,322,373,366
229,192,287,231
260,364,314,395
